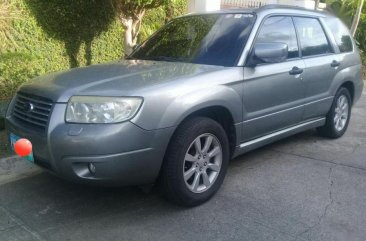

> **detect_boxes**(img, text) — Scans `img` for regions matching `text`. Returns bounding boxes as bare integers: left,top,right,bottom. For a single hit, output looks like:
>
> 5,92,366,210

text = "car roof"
187,4,333,18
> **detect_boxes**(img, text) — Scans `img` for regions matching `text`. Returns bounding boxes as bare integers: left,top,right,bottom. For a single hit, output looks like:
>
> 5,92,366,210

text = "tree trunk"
122,17,136,57
351,0,365,37
165,3,174,23
314,0,320,10
120,10,145,57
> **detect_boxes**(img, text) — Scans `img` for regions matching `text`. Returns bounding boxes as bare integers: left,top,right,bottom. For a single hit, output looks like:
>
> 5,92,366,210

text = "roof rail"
257,4,313,11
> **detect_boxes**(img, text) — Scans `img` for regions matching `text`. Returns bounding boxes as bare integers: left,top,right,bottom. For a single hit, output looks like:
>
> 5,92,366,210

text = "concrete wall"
188,0,221,13
278,0,315,9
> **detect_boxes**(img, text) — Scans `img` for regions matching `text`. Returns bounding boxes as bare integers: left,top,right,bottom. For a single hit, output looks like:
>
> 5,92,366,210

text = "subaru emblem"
24,102,34,113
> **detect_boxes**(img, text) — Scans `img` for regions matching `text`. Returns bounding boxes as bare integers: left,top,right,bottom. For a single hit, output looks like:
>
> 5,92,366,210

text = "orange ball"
14,138,32,157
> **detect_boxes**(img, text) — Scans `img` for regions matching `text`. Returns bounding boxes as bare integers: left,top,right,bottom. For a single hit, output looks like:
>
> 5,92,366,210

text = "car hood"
19,60,223,103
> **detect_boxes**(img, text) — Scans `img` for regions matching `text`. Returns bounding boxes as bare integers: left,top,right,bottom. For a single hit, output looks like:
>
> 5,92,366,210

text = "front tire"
317,87,352,138
159,117,230,206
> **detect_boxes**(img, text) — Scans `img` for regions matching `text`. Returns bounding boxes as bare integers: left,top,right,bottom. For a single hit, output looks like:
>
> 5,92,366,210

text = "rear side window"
293,17,332,57
324,17,353,53
256,16,299,59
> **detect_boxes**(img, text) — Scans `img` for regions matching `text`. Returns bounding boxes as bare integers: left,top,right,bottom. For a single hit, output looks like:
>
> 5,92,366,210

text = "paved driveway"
1,93,366,241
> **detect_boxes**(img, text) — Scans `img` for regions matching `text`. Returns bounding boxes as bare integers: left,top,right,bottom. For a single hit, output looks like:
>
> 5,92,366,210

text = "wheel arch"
176,105,237,158
157,104,239,182
339,81,355,104
329,64,362,106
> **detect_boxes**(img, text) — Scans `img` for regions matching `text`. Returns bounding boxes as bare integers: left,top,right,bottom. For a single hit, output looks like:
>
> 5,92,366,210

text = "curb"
0,155,41,186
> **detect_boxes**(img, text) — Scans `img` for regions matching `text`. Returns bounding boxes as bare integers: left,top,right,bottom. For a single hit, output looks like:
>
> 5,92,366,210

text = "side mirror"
248,43,288,66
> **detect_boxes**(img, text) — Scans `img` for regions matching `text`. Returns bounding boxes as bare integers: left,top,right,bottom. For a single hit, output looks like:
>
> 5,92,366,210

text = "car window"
256,16,299,59
130,14,255,67
323,17,353,53
293,17,332,57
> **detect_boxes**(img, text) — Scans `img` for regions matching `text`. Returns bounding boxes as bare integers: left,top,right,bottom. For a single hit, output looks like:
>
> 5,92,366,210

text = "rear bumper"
5,101,175,186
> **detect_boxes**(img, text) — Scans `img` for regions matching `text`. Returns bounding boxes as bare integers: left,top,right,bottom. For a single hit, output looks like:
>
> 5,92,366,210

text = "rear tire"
159,117,229,206
317,87,351,139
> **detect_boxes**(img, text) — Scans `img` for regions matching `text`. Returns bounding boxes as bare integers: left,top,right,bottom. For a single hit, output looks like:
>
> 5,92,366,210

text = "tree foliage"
0,0,20,50
140,0,187,40
0,0,187,100
0,0,122,100
327,0,366,65
113,0,170,56
26,0,116,68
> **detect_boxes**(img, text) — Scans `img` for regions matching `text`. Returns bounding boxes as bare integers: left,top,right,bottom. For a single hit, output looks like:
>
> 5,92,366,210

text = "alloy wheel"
183,133,222,193
334,95,349,132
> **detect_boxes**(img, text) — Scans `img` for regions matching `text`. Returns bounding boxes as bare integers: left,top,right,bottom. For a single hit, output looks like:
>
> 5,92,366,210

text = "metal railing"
221,0,278,8
221,0,325,9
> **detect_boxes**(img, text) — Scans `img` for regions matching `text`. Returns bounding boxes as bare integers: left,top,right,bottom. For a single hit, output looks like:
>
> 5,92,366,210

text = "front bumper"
5,102,175,186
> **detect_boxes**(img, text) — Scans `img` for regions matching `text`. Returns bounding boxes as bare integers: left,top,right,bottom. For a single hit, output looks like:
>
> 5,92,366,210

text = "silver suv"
6,5,364,206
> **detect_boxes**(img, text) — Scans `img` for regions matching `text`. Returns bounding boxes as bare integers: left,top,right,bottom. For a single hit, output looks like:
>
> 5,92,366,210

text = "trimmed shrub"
0,0,123,99
0,0,187,101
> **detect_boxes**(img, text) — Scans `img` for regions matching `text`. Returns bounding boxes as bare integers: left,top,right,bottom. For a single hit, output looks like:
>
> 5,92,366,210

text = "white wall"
188,0,221,13
278,0,315,9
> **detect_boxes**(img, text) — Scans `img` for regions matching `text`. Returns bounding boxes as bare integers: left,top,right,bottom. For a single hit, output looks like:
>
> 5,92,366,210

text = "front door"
242,16,306,141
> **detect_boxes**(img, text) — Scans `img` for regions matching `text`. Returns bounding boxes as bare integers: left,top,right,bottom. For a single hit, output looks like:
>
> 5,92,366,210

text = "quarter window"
256,16,299,59
293,17,332,57
324,17,353,53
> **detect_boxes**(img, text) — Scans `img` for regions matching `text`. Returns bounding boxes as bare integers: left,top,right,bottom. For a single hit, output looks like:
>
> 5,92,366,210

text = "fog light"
88,163,96,174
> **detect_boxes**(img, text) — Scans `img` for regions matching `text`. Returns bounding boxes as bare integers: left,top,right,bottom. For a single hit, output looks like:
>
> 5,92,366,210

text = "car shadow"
0,171,185,223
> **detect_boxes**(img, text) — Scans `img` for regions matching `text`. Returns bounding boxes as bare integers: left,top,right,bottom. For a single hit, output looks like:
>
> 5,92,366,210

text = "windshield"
129,13,255,67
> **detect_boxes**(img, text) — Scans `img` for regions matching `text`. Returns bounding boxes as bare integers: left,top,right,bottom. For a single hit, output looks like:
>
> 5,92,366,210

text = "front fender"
131,84,243,131
162,85,242,128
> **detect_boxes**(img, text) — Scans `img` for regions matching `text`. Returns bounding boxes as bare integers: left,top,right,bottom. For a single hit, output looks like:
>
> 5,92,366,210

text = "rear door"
242,16,305,141
292,17,338,119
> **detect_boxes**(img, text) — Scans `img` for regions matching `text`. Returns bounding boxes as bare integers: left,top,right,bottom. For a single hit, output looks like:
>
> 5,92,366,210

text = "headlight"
66,96,143,123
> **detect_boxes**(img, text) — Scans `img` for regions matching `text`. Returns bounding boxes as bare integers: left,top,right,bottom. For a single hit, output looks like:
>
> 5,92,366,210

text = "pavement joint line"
0,223,18,232
269,148,366,173
0,206,47,241
292,167,334,241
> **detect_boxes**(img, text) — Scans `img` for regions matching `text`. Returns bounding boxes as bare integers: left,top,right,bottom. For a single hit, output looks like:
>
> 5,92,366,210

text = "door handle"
330,60,341,67
289,66,303,75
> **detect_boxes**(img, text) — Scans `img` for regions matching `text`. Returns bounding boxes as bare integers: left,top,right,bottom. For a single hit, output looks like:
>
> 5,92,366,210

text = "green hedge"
0,0,125,100
0,0,187,100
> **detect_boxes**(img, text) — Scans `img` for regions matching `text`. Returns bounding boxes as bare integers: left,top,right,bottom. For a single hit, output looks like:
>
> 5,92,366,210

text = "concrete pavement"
0,93,365,241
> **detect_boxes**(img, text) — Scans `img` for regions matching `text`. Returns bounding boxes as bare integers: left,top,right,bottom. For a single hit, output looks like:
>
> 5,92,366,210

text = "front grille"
12,92,53,130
